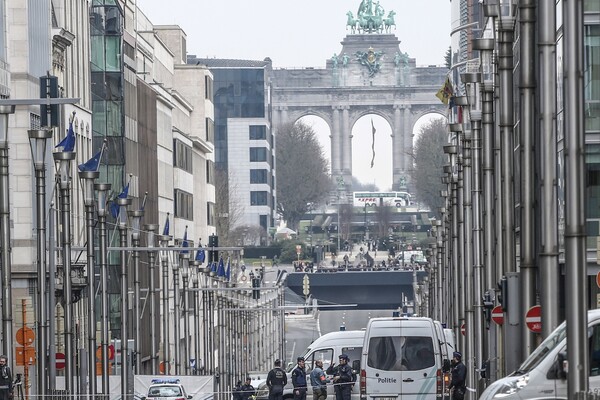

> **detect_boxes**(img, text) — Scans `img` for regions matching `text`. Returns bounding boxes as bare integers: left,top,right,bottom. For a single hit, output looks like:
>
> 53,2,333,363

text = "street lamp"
181,253,190,375
94,182,111,396
77,158,99,398
144,223,159,374
28,128,52,397
116,195,131,398
158,232,171,374
53,145,76,395
191,260,201,375
172,249,181,374
129,208,144,374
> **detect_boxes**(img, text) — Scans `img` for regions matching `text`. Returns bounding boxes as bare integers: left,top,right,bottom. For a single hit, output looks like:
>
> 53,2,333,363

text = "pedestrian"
240,376,256,400
292,356,308,400
449,351,467,400
267,359,288,400
233,380,243,400
326,354,354,400
309,360,329,400
0,355,12,400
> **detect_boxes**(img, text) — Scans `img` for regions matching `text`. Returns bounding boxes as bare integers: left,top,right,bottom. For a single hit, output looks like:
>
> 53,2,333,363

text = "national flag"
210,261,217,274
195,246,206,264
225,258,231,281
56,113,76,152
162,213,170,236
217,257,226,277
370,118,376,168
109,182,130,219
435,76,454,105
78,141,106,172
181,227,189,254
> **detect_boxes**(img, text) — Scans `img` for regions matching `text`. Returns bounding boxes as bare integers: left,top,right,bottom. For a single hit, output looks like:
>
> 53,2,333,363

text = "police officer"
449,352,467,400
292,356,308,400
327,354,354,400
240,377,256,400
267,359,288,400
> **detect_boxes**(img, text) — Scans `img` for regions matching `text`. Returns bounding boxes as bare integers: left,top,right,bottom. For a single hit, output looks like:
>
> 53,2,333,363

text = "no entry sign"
526,305,542,333
461,323,466,336
491,305,504,326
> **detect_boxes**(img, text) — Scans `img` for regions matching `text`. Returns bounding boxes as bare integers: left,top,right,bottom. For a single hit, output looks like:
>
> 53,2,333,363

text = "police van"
480,309,600,399
256,330,364,400
359,317,448,400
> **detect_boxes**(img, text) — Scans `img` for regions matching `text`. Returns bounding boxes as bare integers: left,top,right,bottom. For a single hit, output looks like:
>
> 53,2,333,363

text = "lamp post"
116,195,132,399
129,208,144,374
95,182,111,396
78,160,99,398
172,250,181,374
191,260,201,374
181,253,190,375
0,105,14,369
158,233,171,374
28,128,52,397
144,223,159,374
53,147,76,394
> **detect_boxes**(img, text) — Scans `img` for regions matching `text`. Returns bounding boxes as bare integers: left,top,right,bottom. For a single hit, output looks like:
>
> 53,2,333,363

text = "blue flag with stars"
195,247,206,264
162,214,170,236
217,257,225,277
56,118,76,152
109,182,129,219
182,227,189,254
78,149,102,172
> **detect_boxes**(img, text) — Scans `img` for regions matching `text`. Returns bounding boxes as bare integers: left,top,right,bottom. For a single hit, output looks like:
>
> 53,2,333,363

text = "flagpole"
181,253,190,375
144,224,159,374
172,248,181,374
158,233,172,374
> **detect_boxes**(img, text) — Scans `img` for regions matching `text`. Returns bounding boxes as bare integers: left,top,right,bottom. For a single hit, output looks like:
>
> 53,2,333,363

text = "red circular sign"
461,323,466,336
491,306,504,326
56,352,65,370
596,271,600,289
526,305,542,333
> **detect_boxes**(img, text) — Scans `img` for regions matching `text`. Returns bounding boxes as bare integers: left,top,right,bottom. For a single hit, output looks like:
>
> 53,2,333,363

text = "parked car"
146,378,192,400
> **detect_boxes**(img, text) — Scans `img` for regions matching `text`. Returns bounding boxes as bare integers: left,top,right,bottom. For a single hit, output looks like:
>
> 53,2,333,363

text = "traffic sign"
302,274,310,296
461,323,466,336
16,327,34,346
296,245,302,255
596,271,600,288
491,306,504,326
56,352,65,370
95,344,115,361
525,305,542,333
15,347,35,366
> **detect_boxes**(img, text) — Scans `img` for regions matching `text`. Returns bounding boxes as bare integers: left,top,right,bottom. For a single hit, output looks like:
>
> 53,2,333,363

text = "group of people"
261,351,467,400
266,354,355,400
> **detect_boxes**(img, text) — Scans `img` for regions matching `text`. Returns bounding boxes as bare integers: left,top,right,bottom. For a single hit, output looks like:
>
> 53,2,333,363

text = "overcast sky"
138,0,452,190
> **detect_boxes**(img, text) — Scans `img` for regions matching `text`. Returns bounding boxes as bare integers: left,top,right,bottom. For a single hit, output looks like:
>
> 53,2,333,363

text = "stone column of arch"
332,106,341,176
393,105,403,189
342,105,352,183
403,105,413,175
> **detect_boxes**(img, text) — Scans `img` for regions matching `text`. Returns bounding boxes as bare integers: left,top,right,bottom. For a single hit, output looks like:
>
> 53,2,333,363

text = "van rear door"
399,332,438,399
364,334,403,398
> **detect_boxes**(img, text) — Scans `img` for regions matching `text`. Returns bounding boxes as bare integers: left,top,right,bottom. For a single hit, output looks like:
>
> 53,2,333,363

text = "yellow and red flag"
435,76,454,105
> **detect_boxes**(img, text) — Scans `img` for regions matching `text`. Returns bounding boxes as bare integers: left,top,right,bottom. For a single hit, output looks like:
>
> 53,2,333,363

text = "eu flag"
162,214,170,236
182,227,189,254
109,183,130,219
195,248,206,264
56,119,76,152
217,257,225,277
78,149,102,172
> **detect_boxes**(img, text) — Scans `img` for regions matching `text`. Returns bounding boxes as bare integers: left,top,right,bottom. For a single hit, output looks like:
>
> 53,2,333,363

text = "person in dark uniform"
327,354,354,400
240,377,256,400
0,355,12,400
449,352,467,400
267,359,288,400
292,357,308,400
233,380,243,400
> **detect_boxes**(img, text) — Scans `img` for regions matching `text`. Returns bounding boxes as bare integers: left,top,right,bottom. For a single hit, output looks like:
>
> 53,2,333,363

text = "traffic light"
208,234,218,263
252,277,261,300
497,276,508,312
40,75,59,127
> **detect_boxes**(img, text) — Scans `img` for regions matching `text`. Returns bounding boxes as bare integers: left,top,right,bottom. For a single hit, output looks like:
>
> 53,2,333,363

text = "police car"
146,378,192,400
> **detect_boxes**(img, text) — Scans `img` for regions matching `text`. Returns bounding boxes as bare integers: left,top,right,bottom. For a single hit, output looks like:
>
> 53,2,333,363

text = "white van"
256,330,364,400
360,317,446,400
480,309,600,399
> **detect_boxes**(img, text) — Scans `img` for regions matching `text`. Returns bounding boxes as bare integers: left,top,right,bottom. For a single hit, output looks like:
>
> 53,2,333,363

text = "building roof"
187,56,271,69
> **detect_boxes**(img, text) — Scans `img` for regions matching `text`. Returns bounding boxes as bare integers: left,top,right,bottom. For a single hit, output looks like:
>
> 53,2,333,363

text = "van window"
306,348,334,372
519,322,567,373
367,336,435,371
589,325,600,376
342,347,362,364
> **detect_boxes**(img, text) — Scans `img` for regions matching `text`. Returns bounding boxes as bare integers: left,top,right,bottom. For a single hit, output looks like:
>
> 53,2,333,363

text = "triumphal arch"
270,1,448,191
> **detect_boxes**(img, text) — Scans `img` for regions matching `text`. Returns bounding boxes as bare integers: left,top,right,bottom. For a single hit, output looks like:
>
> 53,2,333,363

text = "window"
206,118,215,143
207,201,215,226
174,189,193,220
250,147,267,162
250,191,268,206
249,125,267,140
207,160,215,184
305,348,334,372
173,139,193,173
205,75,213,100
367,336,435,371
260,215,267,230
250,169,268,184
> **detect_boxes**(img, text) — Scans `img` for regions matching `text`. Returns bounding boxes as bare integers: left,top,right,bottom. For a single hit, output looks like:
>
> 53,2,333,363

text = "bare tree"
410,117,448,215
276,121,331,230
214,169,244,245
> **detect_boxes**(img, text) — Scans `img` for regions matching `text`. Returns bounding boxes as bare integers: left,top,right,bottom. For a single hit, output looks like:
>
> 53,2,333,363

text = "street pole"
563,0,588,395
144,224,159,374
158,234,171,374
181,254,190,375
53,149,76,394
78,169,99,398
191,260,201,374
129,209,144,374
95,182,111,397
48,204,57,391
116,196,132,399
0,106,14,371
173,250,181,375
28,129,52,398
